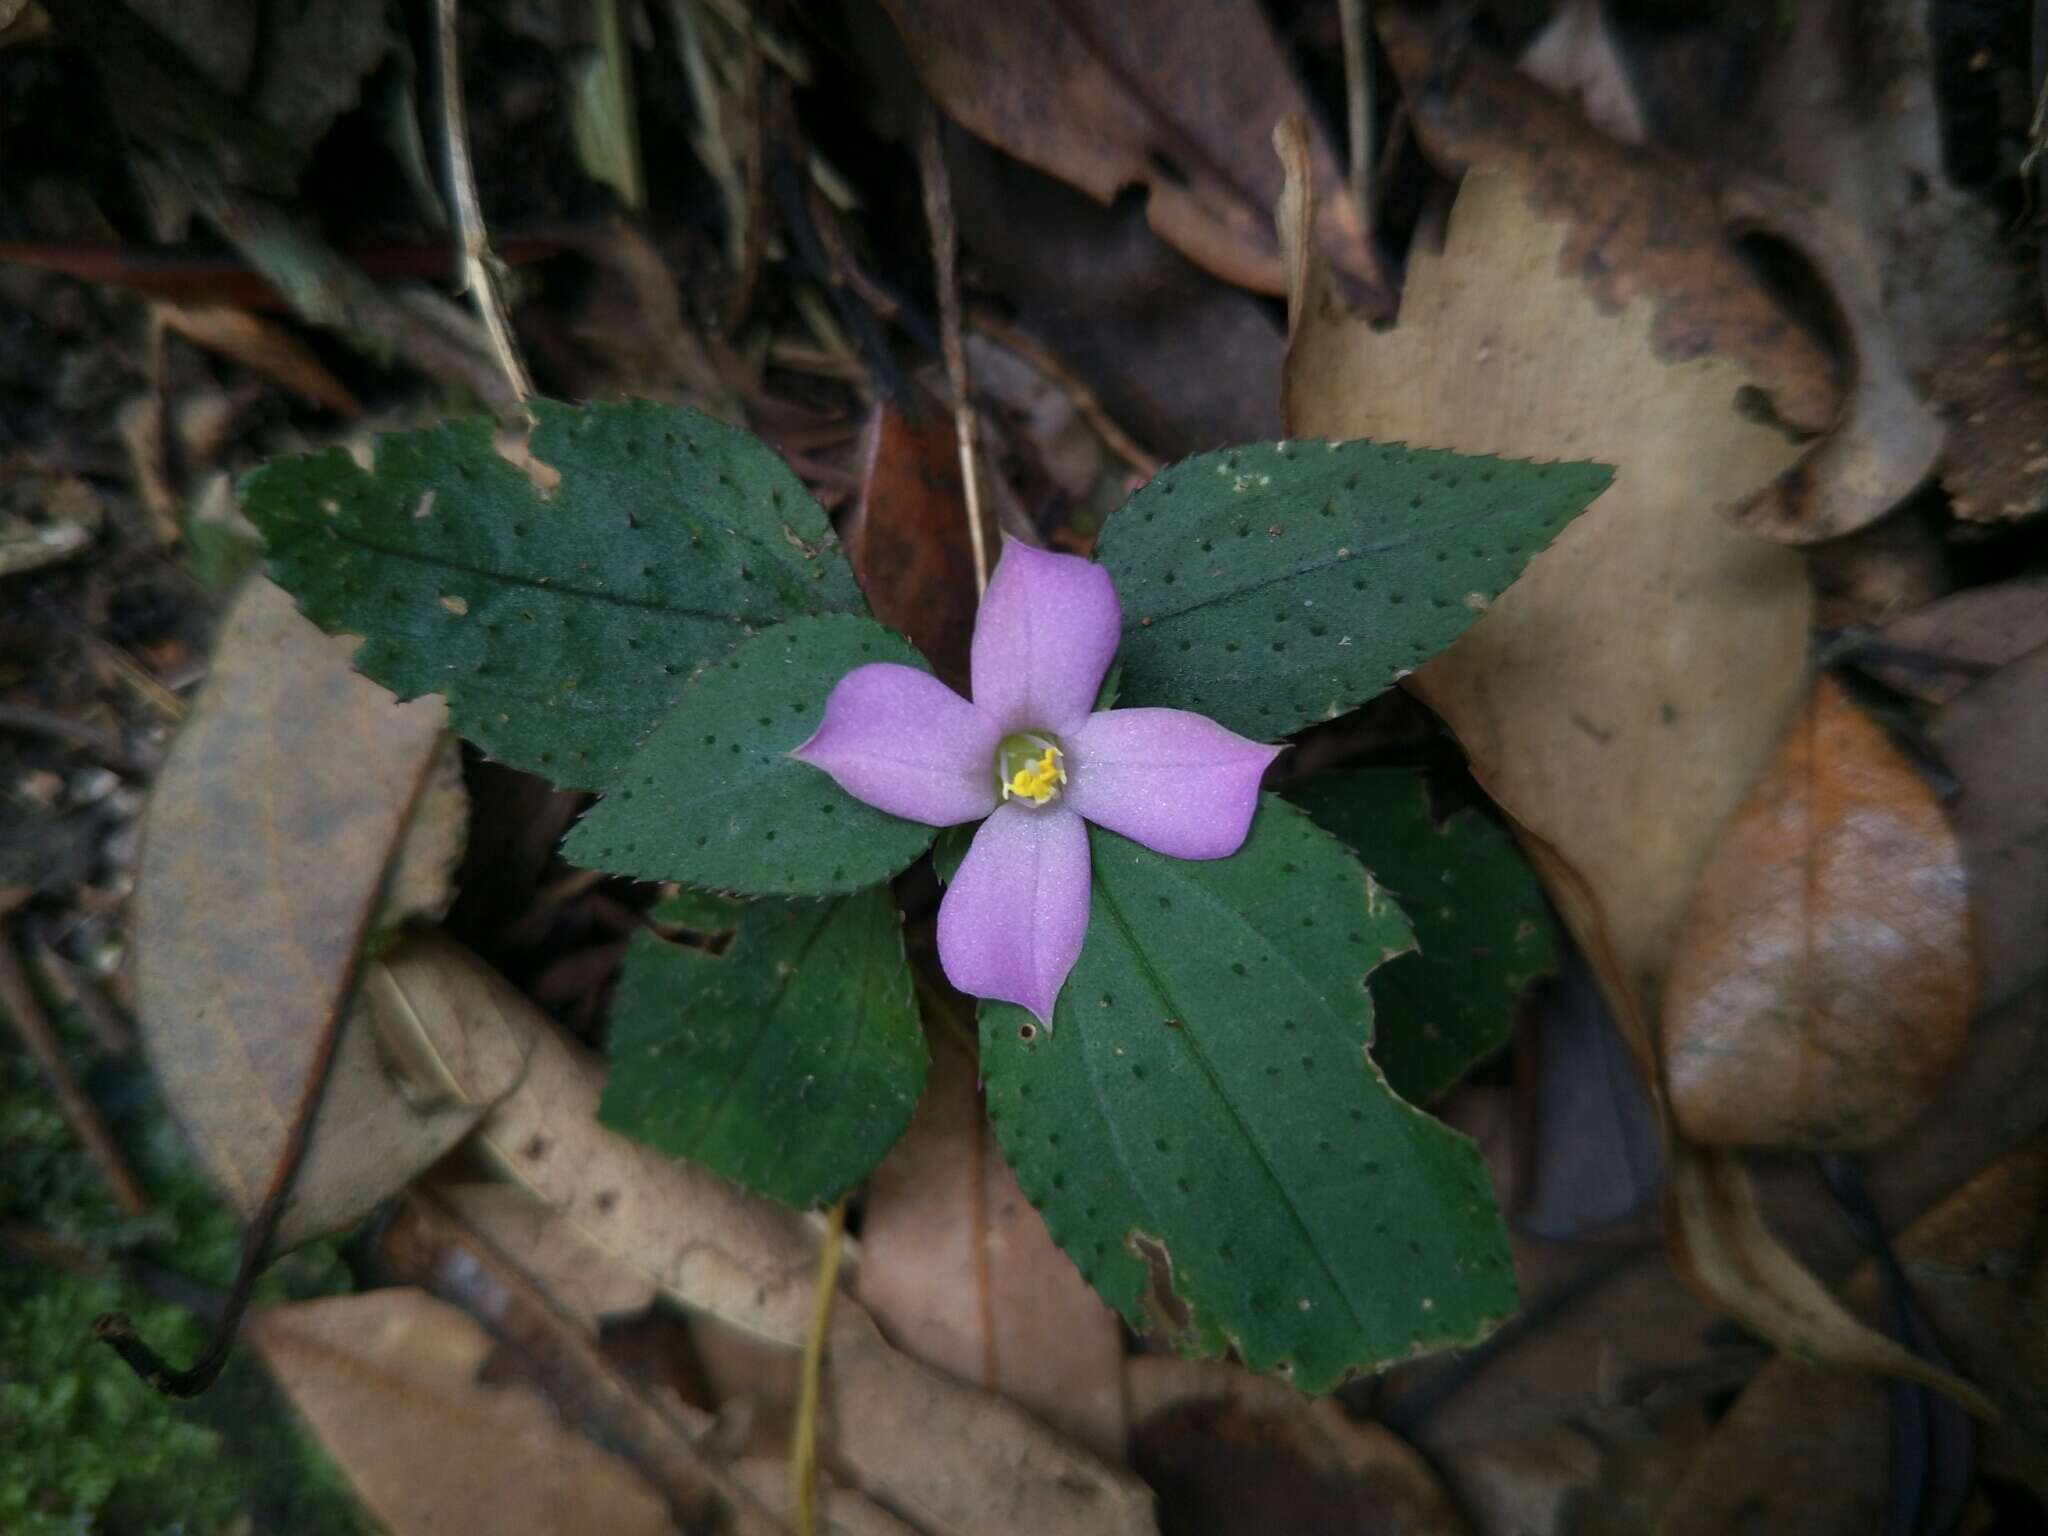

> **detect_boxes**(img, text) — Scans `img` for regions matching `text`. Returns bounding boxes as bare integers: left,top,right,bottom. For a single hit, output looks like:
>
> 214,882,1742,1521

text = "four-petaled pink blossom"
794,541,1281,1025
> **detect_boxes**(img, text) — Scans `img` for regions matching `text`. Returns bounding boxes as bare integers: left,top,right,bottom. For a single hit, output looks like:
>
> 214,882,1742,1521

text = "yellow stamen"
1000,740,1065,805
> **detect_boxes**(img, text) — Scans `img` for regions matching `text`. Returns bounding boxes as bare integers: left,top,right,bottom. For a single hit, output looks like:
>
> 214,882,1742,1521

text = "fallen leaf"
133,577,477,1247
1126,1358,1469,1536
1656,1140,2048,1535
374,933,821,1348
856,1021,1127,1462
883,0,1377,299
384,935,1159,1535
1370,3,1838,434
945,130,1287,461
250,1290,682,1536
1862,576,2048,708
1661,676,1973,1149
1931,309,2048,522
1717,178,1944,545
1280,153,1809,1075
1276,135,1986,1411
842,390,979,693
1933,643,2048,1012
155,300,363,416
435,1184,658,1329
1673,0,2014,374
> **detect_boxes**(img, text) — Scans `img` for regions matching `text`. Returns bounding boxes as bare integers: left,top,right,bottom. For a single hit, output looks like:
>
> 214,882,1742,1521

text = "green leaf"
981,797,1516,1391
602,887,927,1209
1288,770,1560,1104
648,887,746,933
563,614,937,896
240,399,864,788
1097,440,1611,739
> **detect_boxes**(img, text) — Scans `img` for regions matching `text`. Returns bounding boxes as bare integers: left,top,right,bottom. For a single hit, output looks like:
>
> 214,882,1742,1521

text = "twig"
31,942,136,1056
966,308,1164,480
792,1194,848,1536
916,107,990,597
1339,0,1376,246
435,0,535,402
0,920,149,1218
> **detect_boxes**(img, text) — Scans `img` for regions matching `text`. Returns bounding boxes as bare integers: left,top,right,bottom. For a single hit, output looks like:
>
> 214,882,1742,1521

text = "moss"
2,1010,374,1535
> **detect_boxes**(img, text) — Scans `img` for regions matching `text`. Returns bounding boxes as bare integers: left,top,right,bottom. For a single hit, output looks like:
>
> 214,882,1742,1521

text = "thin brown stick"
916,106,990,596
965,309,1164,480
1339,0,1375,247
0,922,148,1218
435,0,535,401
0,704,145,776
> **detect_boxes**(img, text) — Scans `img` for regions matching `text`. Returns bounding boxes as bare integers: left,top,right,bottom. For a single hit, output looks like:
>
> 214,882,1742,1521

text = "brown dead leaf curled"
1717,179,1944,545
1658,1140,2048,1534
883,0,1378,302
1277,133,1990,1415
1371,3,1838,435
856,1022,1126,1462
1662,676,1973,1150
250,1291,683,1536
134,578,482,1248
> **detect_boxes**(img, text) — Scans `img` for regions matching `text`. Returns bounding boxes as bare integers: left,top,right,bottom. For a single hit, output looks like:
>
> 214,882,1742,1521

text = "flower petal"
792,663,1000,826
1066,708,1281,859
938,802,1090,1025
970,541,1121,736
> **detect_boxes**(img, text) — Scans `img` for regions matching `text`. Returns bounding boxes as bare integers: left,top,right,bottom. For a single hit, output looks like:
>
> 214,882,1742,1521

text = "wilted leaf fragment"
134,578,460,1246
563,615,938,896
1099,440,1609,741
1663,677,1972,1150
250,1291,680,1536
241,399,863,789
982,797,1515,1392
1289,770,1560,1104
602,887,927,1210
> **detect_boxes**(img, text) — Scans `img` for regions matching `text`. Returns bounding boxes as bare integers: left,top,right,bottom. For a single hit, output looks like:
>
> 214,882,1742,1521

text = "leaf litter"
11,0,2048,1530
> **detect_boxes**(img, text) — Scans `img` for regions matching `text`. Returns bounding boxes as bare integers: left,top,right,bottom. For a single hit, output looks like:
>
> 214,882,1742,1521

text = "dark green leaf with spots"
602,887,927,1209
1288,770,1560,1104
563,615,937,896
981,796,1516,1391
1096,440,1611,739
240,399,864,788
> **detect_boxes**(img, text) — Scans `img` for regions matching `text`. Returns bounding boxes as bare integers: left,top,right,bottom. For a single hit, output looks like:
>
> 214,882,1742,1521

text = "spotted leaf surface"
980,795,1516,1391
603,887,926,1209
240,399,863,788
1289,770,1560,1104
1097,439,1611,739
563,615,938,896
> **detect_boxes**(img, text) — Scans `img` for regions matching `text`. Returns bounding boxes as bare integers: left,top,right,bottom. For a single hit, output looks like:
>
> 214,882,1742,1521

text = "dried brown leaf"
1662,676,1973,1149
1277,139,1988,1415
856,1023,1126,1461
1865,577,2048,708
1658,1140,2048,1535
156,300,363,416
250,1290,682,1536
1371,3,1838,434
133,578,482,1247
843,392,980,694
883,0,1378,300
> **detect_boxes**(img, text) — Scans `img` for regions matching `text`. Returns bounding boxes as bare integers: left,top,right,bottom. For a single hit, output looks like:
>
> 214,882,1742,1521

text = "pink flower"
793,541,1281,1024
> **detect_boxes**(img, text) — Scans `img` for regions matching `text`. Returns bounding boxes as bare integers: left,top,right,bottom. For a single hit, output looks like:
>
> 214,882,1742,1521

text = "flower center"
996,732,1067,807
